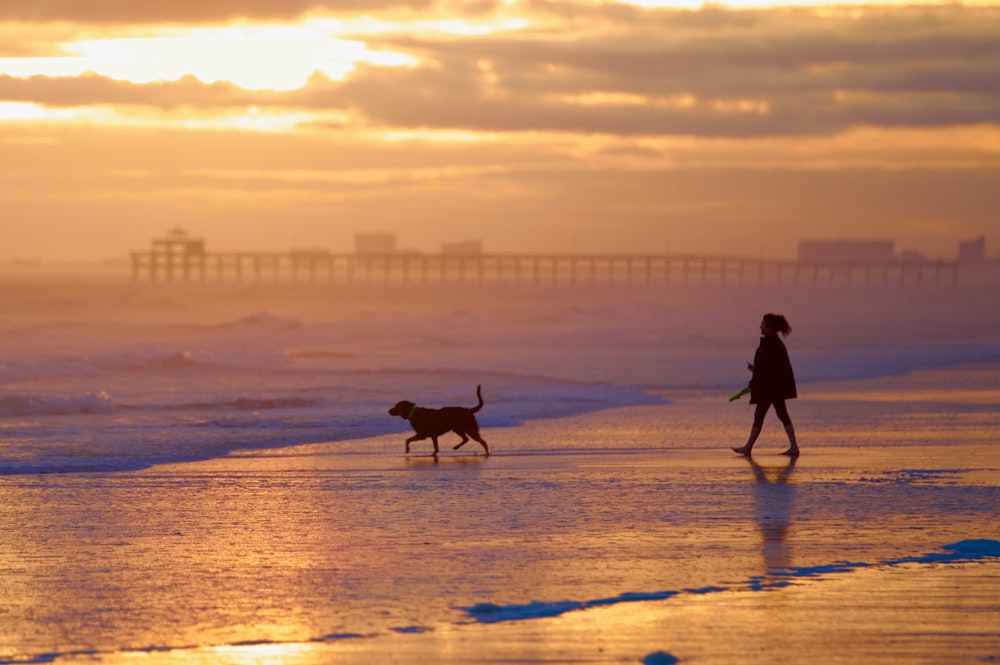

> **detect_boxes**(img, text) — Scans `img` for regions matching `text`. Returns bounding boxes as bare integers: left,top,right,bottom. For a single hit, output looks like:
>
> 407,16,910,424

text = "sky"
0,0,997,262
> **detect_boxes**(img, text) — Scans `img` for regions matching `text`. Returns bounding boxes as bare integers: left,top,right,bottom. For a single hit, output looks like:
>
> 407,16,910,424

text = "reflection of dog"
388,385,489,456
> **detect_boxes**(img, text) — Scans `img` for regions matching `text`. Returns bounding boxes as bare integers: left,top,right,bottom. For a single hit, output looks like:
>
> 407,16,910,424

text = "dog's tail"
471,384,484,413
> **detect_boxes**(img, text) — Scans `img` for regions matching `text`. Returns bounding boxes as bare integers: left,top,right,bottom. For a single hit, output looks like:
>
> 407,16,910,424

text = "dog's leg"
471,433,490,455
405,434,425,454
431,436,440,456
464,423,490,455
453,433,470,450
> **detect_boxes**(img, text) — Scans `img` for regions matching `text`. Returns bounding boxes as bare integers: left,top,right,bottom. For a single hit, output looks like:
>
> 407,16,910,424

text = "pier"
130,229,960,287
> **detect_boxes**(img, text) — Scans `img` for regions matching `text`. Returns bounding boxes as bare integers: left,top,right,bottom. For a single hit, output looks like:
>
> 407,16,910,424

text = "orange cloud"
1,5,996,136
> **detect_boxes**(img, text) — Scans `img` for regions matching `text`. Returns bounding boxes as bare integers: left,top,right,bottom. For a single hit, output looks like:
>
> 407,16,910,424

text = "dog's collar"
407,404,418,420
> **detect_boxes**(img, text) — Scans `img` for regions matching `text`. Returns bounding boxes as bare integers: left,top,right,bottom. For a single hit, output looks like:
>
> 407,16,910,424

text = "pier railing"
129,250,960,287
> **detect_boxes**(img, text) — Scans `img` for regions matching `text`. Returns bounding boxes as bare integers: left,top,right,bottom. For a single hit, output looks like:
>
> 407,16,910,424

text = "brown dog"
388,385,489,456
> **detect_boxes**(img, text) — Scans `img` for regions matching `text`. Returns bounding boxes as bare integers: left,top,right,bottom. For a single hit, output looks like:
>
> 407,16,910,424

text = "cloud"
328,4,999,135
0,23,83,58
0,73,266,108
1,5,997,138
0,1,434,24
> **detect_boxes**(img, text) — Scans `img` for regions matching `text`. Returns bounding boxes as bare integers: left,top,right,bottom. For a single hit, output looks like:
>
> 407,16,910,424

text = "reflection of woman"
732,313,799,457
748,456,797,576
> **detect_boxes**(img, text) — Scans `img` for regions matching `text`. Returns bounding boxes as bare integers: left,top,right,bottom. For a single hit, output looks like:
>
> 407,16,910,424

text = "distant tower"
153,227,205,256
148,227,206,282
957,236,985,263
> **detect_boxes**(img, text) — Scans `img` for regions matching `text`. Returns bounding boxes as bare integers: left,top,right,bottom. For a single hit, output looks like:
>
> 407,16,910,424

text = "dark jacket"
749,334,797,404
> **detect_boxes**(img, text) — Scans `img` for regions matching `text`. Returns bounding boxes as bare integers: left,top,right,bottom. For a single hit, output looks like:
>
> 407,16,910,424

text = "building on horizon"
958,236,986,263
154,227,205,256
798,239,896,263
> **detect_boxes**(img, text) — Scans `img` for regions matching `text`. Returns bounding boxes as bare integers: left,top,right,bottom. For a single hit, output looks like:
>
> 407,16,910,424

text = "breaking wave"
0,391,115,417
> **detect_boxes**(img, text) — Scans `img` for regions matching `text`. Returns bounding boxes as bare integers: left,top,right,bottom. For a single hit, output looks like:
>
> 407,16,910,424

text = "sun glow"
340,15,530,37
0,22,417,91
0,101,84,121
207,640,317,664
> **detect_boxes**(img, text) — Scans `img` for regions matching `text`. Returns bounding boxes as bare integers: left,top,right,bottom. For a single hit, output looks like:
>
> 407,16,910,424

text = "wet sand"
2,367,998,665
302,560,999,665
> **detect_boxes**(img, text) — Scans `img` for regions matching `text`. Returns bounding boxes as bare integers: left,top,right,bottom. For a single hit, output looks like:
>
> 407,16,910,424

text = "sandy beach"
2,363,997,665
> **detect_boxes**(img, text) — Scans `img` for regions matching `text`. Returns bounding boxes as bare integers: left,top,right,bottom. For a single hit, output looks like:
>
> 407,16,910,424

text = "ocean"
2,275,997,474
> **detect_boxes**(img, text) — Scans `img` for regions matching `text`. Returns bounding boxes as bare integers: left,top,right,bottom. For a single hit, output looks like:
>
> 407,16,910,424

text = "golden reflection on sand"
206,641,318,664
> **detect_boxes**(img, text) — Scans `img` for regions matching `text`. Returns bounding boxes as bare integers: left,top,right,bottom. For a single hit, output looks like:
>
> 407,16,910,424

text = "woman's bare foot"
731,446,752,456
779,447,800,457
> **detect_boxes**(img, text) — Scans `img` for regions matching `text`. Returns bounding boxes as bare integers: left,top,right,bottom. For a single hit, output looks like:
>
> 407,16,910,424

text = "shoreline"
4,361,997,478
3,361,992,480
155,357,1000,457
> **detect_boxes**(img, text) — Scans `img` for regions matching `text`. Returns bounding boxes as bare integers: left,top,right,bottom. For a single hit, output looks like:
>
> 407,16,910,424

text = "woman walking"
732,313,799,457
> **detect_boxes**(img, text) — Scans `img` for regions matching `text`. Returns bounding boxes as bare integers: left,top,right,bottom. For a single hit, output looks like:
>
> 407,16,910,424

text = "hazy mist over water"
1,274,997,473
